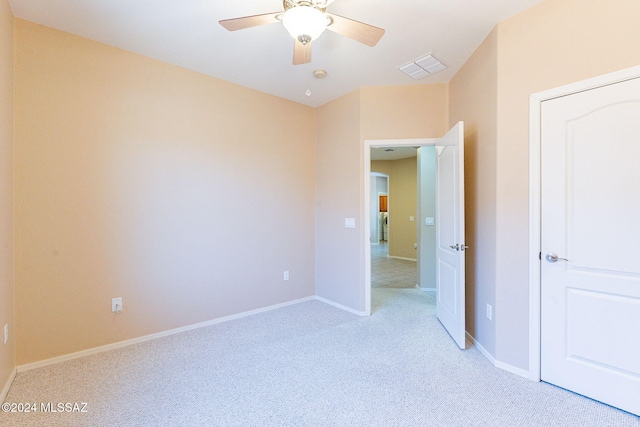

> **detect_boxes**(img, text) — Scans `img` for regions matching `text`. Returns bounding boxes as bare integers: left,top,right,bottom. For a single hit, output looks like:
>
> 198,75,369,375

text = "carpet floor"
1,288,638,426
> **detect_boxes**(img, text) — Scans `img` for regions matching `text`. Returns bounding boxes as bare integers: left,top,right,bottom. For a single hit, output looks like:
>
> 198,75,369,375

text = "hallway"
370,242,418,289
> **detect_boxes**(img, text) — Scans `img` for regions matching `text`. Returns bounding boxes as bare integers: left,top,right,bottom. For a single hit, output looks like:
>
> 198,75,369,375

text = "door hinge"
539,252,542,260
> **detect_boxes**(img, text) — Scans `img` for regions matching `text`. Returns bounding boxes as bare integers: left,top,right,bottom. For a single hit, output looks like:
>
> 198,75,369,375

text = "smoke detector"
313,69,327,79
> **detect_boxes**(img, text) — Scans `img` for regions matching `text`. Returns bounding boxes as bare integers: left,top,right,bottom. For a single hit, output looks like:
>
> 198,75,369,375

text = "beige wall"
370,161,391,177
14,20,316,364
494,0,640,369
389,157,417,260
449,0,640,370
361,84,448,140
371,158,417,260
449,28,498,357
315,90,364,310
10,0,637,375
316,85,448,312
0,0,14,390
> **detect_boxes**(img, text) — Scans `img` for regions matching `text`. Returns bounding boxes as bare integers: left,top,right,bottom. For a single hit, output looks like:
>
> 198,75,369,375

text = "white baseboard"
466,331,496,364
314,296,368,316
1,368,16,402
17,295,316,373
388,256,417,262
419,287,436,293
465,332,530,380
495,360,531,379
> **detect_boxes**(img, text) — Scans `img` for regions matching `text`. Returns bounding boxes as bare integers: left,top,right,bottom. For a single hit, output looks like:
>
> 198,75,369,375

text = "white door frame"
364,138,437,315
528,64,640,381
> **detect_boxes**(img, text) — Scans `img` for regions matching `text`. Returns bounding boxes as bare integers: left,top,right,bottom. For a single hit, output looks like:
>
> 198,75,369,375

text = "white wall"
417,147,436,290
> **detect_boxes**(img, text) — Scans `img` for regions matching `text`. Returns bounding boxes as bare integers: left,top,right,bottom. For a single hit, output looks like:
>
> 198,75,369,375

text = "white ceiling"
7,0,543,108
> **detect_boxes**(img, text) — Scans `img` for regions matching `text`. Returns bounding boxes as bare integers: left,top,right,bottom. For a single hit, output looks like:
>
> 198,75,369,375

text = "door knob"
449,244,469,251
545,252,568,263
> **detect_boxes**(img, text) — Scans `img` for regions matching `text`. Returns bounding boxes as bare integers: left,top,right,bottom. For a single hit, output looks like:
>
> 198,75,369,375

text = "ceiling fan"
219,0,385,65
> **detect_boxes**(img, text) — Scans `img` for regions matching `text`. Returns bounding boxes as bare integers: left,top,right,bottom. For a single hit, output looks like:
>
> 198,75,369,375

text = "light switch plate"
425,217,435,226
344,218,356,228
112,297,123,313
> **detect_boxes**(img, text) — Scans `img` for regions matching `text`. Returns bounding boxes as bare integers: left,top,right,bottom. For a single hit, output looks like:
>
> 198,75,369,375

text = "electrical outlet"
3,324,7,344
284,271,289,281
486,303,493,321
112,297,123,313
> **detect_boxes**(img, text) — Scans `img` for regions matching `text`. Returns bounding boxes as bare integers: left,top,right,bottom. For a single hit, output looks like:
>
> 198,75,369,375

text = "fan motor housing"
284,0,329,12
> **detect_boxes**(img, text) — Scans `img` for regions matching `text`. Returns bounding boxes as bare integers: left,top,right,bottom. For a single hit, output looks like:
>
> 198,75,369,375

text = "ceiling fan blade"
293,40,312,65
326,13,385,47
219,12,281,31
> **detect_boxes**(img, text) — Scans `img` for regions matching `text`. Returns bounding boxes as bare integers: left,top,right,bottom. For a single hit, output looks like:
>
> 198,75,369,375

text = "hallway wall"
371,158,417,260
0,0,15,392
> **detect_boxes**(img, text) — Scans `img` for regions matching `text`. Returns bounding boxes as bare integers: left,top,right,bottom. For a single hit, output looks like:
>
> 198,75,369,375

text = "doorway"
364,123,466,350
369,142,425,288
369,172,388,247
370,160,416,291
370,147,437,290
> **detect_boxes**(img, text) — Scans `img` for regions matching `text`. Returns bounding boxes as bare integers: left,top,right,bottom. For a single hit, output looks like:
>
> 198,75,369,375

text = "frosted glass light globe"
282,6,329,45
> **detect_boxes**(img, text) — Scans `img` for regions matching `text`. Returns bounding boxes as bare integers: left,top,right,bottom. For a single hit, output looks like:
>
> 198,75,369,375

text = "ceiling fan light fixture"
282,6,329,45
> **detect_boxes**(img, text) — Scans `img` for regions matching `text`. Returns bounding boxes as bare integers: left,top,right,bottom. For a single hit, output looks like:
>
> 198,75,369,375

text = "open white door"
436,122,466,349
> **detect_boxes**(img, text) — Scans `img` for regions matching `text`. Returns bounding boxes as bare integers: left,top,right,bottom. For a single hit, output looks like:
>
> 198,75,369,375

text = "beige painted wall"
371,158,417,260
389,157,417,260
494,0,640,369
11,0,636,375
316,85,448,312
315,90,364,310
449,28,498,357
449,0,640,370
0,0,15,389
14,20,316,364
315,0,640,373
361,84,448,140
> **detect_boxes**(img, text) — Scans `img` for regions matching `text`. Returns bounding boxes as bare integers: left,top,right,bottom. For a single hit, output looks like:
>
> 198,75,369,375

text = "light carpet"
1,289,638,426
